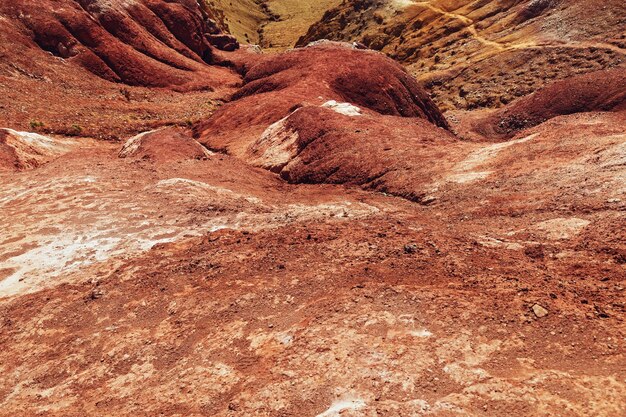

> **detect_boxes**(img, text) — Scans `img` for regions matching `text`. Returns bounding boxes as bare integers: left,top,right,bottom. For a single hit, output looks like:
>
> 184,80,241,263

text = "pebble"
532,304,549,318
404,243,419,254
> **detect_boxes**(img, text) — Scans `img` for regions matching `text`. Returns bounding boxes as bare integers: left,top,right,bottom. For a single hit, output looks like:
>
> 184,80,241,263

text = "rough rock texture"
297,0,626,110
202,42,448,132
487,68,626,135
0,128,76,171
0,0,239,90
0,1,625,416
0,109,624,416
0,0,244,139
453,68,626,140
119,127,213,163
196,42,453,199
246,105,457,202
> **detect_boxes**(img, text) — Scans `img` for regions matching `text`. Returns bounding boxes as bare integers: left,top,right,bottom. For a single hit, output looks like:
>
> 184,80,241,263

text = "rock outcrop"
119,127,213,163
195,42,455,200
490,68,626,135
0,129,75,171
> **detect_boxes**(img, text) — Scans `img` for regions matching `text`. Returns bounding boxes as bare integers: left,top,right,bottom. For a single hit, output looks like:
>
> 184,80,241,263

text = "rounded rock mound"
195,42,456,202
0,129,75,172
119,127,213,163
481,68,626,137
196,42,449,155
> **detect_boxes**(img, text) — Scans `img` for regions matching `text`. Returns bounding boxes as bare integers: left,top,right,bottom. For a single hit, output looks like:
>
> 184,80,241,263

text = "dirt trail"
413,1,508,50
413,1,626,55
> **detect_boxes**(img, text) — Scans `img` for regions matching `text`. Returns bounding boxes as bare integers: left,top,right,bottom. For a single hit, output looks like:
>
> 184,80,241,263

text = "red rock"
493,68,626,135
195,42,454,200
0,0,241,90
0,128,75,171
247,106,457,201
119,127,212,163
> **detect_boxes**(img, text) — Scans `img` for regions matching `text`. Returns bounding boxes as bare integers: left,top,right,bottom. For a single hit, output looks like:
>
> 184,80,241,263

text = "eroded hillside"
0,1,624,416
203,0,344,51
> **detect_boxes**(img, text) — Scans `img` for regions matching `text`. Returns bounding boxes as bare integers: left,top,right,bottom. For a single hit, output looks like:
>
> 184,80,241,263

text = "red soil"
250,105,458,202
195,42,455,200
0,131,18,171
196,42,448,152
0,109,624,416
0,2,624,416
489,67,626,136
453,68,626,140
0,128,77,171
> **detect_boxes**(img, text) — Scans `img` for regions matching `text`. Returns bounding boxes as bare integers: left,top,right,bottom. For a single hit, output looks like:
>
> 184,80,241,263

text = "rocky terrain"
298,0,626,110
0,0,624,416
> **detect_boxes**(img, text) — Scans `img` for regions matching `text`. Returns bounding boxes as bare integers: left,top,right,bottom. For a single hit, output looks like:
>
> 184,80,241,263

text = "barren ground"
1,110,624,416
0,1,624,416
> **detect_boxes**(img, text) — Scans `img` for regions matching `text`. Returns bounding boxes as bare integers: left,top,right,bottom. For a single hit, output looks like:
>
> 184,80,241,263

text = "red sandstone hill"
453,67,626,140
0,0,241,90
0,128,77,171
118,126,213,163
195,42,457,201
0,0,245,138
487,67,626,135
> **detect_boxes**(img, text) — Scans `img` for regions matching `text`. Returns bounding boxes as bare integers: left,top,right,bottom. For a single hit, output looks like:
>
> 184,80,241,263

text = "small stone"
421,195,437,205
594,305,610,318
532,304,549,318
404,243,419,254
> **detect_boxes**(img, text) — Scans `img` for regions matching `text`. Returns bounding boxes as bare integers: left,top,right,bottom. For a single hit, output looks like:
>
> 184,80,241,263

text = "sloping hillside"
207,0,267,44
0,0,242,138
298,0,626,109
